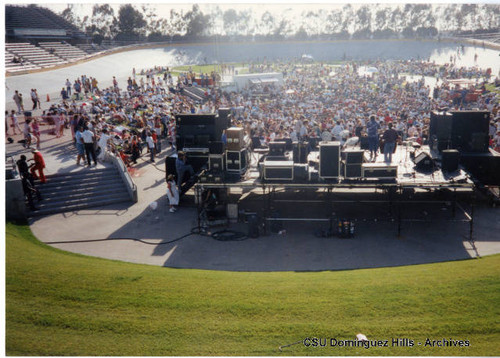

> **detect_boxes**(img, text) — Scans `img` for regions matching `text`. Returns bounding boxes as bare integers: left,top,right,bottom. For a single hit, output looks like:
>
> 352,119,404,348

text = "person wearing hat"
29,149,46,183
166,174,179,213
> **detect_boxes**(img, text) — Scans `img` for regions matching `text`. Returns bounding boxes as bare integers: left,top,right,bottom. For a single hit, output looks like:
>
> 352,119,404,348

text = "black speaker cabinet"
293,163,309,183
319,141,341,179
226,127,245,151
470,132,489,153
342,161,362,178
226,149,247,173
209,154,225,171
165,155,178,179
450,110,490,151
430,111,452,138
175,113,217,149
461,152,500,186
208,141,224,154
414,152,434,171
360,136,369,150
263,160,294,181
293,141,309,163
269,141,286,156
184,149,209,173
362,163,398,178
441,149,460,172
343,149,364,164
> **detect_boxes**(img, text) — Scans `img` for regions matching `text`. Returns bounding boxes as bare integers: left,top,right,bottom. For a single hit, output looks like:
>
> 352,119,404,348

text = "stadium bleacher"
39,42,89,61
6,43,66,68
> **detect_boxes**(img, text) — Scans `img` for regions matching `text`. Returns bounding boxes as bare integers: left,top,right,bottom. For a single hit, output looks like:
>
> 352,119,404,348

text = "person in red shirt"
29,149,46,183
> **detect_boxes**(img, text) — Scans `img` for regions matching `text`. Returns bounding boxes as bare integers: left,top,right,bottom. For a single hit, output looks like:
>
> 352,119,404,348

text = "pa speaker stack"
319,141,340,179
342,149,364,179
449,110,490,152
293,141,309,163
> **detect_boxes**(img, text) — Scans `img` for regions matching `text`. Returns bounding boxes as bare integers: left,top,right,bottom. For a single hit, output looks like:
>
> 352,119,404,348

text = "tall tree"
117,4,146,37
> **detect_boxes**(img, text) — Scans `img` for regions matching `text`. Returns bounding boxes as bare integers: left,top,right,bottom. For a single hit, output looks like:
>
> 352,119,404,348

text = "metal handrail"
111,152,138,202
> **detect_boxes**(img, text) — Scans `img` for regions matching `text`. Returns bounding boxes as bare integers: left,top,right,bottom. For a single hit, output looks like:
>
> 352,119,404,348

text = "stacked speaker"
319,141,341,179
226,127,247,174
342,149,364,179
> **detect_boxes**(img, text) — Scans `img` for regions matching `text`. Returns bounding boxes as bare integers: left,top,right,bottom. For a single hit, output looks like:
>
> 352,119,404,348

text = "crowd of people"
7,54,500,212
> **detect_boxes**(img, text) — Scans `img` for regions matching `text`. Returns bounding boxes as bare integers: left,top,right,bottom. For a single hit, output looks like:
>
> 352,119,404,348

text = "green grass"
6,222,500,356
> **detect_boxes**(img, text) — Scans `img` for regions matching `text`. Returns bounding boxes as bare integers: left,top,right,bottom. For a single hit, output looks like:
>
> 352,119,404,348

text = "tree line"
59,3,500,44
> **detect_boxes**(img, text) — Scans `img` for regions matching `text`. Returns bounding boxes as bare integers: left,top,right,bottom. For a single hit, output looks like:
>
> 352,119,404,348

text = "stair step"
35,192,130,209
36,175,122,190
44,167,116,179
38,187,127,202
29,196,132,216
41,171,119,183
37,182,126,197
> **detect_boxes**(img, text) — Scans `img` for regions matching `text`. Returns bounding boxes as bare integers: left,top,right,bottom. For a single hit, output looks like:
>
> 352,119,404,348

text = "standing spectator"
66,79,72,95
23,118,32,148
31,118,41,150
82,127,97,166
9,110,21,135
75,126,85,166
30,89,38,110
166,174,179,213
61,87,69,100
13,90,24,114
29,149,46,183
97,129,111,162
34,89,41,109
74,80,81,100
382,122,398,163
366,115,380,162
146,131,155,163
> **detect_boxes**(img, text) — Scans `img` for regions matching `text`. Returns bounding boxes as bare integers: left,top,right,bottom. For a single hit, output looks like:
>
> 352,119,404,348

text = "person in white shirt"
146,131,155,162
82,128,97,166
97,129,111,162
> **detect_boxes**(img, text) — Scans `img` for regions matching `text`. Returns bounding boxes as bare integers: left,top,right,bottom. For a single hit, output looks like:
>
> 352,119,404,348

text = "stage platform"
196,144,474,191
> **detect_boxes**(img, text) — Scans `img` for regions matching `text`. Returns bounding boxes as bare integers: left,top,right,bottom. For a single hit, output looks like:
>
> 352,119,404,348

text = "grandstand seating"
6,5,85,39
5,50,41,73
39,42,88,61
6,43,66,69
77,43,109,55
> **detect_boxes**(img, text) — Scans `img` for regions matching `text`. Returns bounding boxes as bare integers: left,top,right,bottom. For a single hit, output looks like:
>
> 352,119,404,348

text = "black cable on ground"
44,227,248,245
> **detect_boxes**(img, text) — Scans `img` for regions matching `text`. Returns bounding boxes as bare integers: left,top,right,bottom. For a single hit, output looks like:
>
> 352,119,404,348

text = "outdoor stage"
193,143,476,240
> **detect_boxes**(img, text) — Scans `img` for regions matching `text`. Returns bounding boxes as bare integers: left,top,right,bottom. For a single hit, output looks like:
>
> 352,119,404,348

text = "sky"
10,0,500,22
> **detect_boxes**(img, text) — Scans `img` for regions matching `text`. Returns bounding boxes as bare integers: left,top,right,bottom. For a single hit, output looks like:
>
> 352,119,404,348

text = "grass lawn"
6,221,500,356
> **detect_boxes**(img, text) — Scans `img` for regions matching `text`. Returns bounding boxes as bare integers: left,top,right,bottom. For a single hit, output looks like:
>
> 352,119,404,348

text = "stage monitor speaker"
441,149,460,172
319,141,341,179
292,141,309,163
470,132,489,153
208,141,224,154
414,152,434,171
217,108,232,126
269,141,286,156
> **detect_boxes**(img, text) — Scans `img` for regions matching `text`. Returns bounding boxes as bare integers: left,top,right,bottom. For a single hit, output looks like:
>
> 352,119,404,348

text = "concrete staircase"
31,167,132,216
